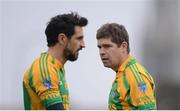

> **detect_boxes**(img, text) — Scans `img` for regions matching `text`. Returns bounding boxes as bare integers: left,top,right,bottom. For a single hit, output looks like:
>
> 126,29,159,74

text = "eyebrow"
77,36,84,39
97,44,112,48
102,44,112,47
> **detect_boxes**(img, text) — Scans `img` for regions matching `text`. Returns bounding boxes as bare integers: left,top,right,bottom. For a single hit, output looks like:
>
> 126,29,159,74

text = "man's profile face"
64,26,85,61
97,38,124,70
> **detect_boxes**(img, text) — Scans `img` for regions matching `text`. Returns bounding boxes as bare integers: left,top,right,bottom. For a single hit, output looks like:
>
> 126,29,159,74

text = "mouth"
101,58,109,62
75,48,82,55
77,48,82,52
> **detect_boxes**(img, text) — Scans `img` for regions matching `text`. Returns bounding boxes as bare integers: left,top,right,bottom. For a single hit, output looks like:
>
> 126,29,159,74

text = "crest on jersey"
139,83,146,93
59,81,63,85
111,91,115,98
44,79,52,89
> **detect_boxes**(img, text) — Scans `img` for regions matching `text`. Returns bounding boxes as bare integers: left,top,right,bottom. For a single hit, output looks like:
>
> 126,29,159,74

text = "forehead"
70,26,83,40
97,38,114,45
74,26,83,35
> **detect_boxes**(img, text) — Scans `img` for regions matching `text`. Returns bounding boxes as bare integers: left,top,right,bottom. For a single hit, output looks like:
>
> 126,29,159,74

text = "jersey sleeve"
129,71,157,109
32,62,63,108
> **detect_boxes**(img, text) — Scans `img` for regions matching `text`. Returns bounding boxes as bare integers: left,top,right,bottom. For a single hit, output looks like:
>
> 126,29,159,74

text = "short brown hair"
96,23,130,53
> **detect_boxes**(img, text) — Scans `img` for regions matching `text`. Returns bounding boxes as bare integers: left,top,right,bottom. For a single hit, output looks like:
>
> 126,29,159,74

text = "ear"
58,33,68,45
121,41,128,50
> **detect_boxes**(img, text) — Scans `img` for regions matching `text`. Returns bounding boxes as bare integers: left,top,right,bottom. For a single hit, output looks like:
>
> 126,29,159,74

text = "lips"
75,48,82,54
101,57,109,62
102,58,108,60
77,48,82,52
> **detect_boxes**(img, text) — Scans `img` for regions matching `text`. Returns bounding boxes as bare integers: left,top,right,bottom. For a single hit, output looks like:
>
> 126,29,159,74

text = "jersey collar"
118,55,136,72
41,52,64,69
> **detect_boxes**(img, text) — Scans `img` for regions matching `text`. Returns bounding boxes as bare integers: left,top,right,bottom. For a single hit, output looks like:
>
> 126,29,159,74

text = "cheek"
66,43,73,52
71,41,78,48
69,42,79,53
110,51,120,62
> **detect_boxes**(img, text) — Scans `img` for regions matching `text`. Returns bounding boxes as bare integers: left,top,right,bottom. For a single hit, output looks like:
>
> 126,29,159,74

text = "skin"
48,26,85,64
64,26,85,61
97,37,129,72
45,26,85,109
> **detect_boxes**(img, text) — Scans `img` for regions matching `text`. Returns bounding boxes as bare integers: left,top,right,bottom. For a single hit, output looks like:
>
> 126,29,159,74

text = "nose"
80,40,85,48
99,47,105,56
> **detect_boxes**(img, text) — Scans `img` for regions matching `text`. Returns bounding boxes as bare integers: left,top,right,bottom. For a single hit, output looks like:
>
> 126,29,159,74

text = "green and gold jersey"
23,52,69,110
109,55,157,110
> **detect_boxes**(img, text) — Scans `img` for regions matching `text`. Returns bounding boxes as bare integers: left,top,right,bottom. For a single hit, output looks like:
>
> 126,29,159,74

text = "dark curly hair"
45,12,88,47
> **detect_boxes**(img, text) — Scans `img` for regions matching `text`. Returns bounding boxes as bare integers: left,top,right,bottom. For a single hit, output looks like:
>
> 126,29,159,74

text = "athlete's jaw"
74,47,83,58
66,47,82,61
100,56,110,67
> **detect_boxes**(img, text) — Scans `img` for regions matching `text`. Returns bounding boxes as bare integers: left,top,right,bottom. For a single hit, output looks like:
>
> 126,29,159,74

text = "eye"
97,45,101,49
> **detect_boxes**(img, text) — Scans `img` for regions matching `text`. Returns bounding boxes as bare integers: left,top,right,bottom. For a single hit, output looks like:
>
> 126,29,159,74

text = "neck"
113,54,130,72
47,45,67,64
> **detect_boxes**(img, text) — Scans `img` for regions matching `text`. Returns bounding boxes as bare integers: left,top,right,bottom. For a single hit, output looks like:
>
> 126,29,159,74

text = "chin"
103,64,110,68
67,54,78,61
69,58,78,61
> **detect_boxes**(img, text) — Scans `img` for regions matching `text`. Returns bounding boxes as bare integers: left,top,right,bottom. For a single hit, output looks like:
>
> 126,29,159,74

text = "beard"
66,52,78,61
64,47,78,61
